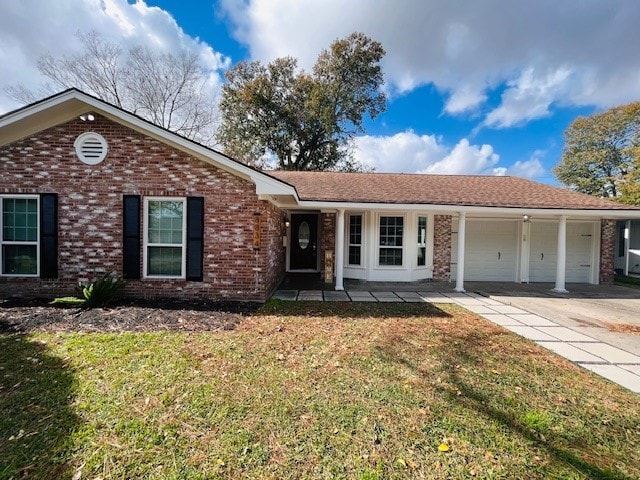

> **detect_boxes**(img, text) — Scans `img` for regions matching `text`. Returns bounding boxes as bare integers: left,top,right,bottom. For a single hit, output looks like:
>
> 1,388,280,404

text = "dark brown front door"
290,213,318,270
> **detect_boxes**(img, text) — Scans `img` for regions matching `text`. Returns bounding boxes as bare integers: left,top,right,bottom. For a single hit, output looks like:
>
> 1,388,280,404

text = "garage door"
529,221,593,283
463,220,519,281
529,222,557,282
566,223,593,283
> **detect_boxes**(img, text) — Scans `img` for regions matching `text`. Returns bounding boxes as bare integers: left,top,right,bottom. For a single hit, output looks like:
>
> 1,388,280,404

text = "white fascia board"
286,200,640,219
0,90,81,126
254,177,299,196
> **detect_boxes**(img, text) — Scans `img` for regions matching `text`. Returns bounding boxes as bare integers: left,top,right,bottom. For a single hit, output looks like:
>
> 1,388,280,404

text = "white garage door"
566,223,594,283
529,221,593,283
529,222,557,282
463,220,519,281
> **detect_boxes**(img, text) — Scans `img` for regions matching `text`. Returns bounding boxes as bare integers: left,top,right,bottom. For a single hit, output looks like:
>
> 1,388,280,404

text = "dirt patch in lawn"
0,297,260,333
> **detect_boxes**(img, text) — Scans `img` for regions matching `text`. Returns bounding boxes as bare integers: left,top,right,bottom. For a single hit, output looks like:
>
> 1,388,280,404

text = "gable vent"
74,132,108,165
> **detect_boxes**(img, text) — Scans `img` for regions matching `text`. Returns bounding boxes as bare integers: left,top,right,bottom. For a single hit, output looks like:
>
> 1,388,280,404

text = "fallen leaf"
438,443,450,452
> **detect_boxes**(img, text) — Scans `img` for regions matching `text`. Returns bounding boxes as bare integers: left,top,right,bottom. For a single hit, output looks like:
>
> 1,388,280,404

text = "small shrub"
51,273,125,308
78,273,125,308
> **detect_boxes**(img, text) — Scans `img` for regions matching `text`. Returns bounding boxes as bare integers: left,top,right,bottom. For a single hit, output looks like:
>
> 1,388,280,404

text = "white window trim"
376,213,406,268
416,214,428,269
143,196,187,279
0,194,40,277
347,213,364,267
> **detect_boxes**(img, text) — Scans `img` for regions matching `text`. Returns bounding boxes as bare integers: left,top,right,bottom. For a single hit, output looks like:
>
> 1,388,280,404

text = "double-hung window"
1,196,39,276
379,216,403,266
348,214,363,266
417,216,427,267
144,198,186,278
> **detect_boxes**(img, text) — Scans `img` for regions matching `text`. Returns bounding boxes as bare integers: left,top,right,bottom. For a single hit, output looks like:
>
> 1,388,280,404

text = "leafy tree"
554,102,640,200
217,32,386,170
4,31,219,144
619,151,640,205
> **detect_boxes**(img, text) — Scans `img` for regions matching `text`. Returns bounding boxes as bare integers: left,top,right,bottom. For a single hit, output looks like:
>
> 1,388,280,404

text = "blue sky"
2,0,639,184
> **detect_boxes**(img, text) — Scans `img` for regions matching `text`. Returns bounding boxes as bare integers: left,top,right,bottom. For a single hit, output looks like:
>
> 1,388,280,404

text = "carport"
452,213,614,294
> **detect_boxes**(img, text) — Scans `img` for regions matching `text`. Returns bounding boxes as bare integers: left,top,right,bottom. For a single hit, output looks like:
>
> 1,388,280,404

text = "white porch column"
553,215,568,293
335,209,345,291
519,218,531,283
455,212,466,292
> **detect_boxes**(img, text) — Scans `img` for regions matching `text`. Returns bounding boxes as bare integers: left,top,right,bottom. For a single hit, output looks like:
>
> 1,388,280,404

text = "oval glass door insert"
298,221,310,249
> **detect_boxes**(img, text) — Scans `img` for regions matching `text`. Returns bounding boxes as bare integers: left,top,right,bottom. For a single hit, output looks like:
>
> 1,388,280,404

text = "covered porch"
282,208,619,294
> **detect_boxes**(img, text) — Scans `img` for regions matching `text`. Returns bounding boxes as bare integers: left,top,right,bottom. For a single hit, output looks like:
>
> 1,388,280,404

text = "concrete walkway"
272,287,640,393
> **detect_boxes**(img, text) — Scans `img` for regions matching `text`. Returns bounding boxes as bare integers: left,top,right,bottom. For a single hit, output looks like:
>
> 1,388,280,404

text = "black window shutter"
122,195,141,280
186,196,204,281
40,193,58,279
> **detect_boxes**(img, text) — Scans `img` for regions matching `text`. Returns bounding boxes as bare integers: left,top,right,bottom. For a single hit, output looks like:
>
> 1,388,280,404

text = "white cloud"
418,139,499,175
355,131,546,178
220,0,640,127
0,0,230,113
483,67,572,128
504,151,547,179
354,131,446,173
443,85,487,116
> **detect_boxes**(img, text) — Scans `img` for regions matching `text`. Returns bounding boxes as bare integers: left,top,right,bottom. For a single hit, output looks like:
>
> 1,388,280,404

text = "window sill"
142,276,187,281
0,274,40,278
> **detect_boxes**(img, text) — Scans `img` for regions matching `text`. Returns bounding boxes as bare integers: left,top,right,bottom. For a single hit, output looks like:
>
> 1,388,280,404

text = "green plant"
77,273,125,307
51,273,125,308
50,296,87,306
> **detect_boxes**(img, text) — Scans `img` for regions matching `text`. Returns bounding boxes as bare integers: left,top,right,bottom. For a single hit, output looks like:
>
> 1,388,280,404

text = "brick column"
433,215,452,280
320,213,336,278
599,219,616,284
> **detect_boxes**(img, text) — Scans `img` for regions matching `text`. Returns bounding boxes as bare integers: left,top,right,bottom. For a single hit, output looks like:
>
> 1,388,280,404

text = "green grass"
614,274,640,288
1,301,639,479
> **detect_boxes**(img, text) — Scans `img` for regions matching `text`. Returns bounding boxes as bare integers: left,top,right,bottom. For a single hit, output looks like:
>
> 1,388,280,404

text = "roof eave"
287,200,640,218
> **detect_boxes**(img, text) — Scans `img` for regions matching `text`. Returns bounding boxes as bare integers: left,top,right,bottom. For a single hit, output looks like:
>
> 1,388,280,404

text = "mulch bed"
0,297,262,333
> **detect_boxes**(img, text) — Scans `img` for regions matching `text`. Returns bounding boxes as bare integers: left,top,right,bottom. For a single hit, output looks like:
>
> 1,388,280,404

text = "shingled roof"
269,171,638,210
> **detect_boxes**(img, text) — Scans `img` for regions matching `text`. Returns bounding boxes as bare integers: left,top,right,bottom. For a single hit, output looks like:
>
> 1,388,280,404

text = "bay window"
379,215,403,266
348,214,362,266
417,216,427,266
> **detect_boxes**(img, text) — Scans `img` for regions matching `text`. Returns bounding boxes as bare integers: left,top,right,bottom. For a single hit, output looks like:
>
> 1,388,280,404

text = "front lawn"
1,301,638,479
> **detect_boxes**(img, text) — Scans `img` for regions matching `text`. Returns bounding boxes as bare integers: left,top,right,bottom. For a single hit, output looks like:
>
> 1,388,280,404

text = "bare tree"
4,31,219,144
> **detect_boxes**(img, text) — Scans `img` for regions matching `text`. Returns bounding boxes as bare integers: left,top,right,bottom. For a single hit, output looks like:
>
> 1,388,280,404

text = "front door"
290,213,318,270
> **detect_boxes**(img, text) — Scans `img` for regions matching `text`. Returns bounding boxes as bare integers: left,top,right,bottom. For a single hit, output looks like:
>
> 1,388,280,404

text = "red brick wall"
599,219,616,284
0,114,285,301
433,215,452,280
320,212,336,278
263,201,286,296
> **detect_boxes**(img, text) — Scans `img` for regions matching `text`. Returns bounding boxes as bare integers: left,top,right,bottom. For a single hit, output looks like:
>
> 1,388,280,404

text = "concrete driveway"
466,282,640,356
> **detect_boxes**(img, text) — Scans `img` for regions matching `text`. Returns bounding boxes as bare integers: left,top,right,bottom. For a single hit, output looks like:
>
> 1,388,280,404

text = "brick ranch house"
2,89,640,301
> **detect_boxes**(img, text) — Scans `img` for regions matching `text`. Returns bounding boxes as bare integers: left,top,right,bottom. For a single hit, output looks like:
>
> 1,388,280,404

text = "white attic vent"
74,132,108,165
